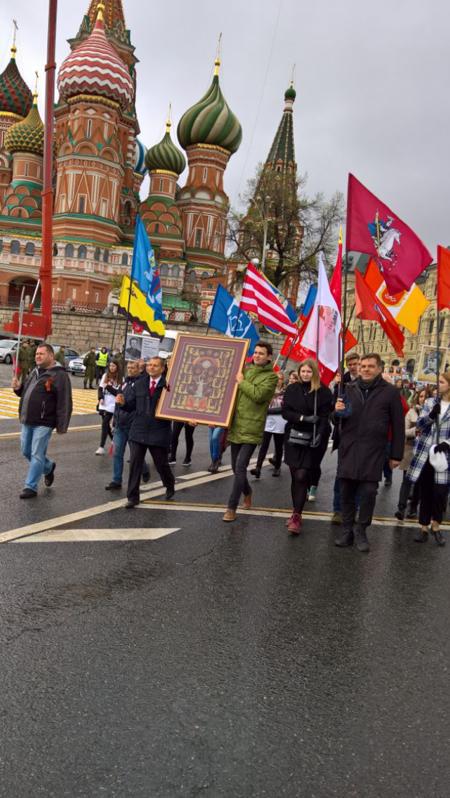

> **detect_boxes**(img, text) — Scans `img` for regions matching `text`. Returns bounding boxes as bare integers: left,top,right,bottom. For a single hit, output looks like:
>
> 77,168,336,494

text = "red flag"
437,246,450,311
240,263,298,336
346,174,432,295
329,229,343,309
355,269,404,357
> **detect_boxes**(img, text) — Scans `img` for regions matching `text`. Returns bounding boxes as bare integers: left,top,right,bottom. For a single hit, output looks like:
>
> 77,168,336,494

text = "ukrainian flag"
118,275,165,337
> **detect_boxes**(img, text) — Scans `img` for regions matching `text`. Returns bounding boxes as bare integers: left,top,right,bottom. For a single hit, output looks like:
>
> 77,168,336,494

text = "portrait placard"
156,333,249,427
416,346,449,382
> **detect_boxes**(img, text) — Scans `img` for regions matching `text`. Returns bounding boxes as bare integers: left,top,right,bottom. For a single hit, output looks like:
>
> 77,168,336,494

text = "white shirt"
440,400,450,420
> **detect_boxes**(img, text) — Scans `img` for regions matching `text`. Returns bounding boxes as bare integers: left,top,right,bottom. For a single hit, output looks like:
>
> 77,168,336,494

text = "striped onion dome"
145,120,186,175
0,49,33,118
57,4,133,110
177,59,242,155
4,94,44,155
134,138,147,175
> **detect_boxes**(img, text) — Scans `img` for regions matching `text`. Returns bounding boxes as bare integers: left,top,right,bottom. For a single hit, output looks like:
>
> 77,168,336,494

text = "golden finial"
165,103,172,133
96,2,105,22
11,19,18,59
214,32,222,76
33,71,39,103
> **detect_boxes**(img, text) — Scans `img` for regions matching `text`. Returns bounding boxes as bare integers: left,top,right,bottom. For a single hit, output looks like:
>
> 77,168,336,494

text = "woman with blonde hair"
282,358,333,535
407,371,450,545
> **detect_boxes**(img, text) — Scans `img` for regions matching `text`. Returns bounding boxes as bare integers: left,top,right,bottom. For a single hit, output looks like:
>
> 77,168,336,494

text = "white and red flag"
240,263,298,336
300,253,342,385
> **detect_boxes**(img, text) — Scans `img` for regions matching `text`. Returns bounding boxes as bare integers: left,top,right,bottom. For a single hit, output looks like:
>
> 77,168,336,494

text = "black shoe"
250,468,261,478
182,459,191,467
20,488,37,499
208,460,220,474
406,508,417,519
431,528,446,547
268,457,276,466
165,487,175,500
141,472,151,483
355,526,370,553
125,500,138,509
272,468,281,477
394,510,404,522
335,528,354,547
44,462,56,487
414,527,429,542
105,482,122,491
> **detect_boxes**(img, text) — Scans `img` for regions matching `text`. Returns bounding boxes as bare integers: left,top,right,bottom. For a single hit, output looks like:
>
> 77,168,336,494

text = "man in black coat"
119,356,174,507
334,352,405,553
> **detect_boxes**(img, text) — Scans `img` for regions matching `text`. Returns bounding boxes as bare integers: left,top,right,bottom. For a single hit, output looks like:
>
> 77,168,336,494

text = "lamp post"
255,194,271,273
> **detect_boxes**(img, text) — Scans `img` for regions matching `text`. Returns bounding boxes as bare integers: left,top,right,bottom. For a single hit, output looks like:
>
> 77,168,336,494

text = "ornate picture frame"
156,333,249,427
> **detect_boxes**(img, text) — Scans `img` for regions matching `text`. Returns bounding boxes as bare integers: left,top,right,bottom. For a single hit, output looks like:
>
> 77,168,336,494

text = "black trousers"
340,478,379,532
417,461,449,526
397,471,420,512
256,431,284,470
127,441,174,504
227,443,256,510
170,422,195,461
100,411,114,447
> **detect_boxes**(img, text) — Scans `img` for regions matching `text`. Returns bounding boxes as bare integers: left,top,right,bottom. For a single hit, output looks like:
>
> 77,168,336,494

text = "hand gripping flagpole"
435,264,441,443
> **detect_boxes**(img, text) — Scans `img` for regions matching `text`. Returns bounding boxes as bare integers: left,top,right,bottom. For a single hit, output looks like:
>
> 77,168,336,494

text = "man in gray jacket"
12,343,73,498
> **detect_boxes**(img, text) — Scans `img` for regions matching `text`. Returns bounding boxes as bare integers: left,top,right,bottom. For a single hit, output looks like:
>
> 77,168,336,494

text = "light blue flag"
209,285,260,355
131,215,166,322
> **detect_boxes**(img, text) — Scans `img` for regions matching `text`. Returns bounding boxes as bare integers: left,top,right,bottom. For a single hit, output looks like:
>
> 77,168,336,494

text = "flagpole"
14,286,26,379
359,319,366,355
435,265,441,442
339,252,350,397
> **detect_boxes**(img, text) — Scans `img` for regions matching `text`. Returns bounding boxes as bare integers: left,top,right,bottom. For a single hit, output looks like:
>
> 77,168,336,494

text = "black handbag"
288,428,313,446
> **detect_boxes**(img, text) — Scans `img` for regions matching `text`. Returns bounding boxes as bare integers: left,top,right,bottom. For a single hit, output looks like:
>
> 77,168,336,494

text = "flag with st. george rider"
208,285,260,354
346,173,432,295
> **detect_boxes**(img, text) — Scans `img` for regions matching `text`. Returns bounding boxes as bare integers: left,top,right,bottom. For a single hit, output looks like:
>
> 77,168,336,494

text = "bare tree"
228,165,344,290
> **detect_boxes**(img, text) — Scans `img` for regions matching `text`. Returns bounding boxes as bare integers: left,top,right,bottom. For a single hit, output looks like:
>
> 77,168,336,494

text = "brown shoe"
242,494,252,510
222,509,237,522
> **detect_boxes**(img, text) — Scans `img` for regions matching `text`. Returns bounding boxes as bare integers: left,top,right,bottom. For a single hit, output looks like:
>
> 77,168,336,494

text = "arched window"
78,245,87,259
0,239,3,253
103,249,109,263
94,247,101,261
10,240,20,254
160,264,168,277
65,243,74,258
172,265,179,278
53,243,58,256
25,242,35,256
121,252,128,266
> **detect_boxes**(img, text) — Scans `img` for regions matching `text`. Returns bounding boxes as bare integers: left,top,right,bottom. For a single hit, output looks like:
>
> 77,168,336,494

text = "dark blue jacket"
112,375,139,429
126,373,171,448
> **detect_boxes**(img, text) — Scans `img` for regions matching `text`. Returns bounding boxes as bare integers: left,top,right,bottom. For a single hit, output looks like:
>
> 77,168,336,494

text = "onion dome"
146,120,186,175
57,3,133,110
134,138,147,175
284,83,296,102
0,47,33,119
4,93,44,155
177,59,242,155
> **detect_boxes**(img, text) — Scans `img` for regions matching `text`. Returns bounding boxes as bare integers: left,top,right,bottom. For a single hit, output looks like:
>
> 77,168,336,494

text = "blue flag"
131,215,166,323
300,284,317,320
209,285,260,355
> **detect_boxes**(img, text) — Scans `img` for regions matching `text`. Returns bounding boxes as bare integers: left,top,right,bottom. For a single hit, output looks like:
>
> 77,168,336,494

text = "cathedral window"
10,240,20,254
195,229,202,247
65,243,75,258
429,319,434,334
95,292,100,303
78,196,86,214
25,242,35,256
103,249,110,263
78,245,87,259
59,194,66,212
159,178,164,191
94,247,101,261
101,198,108,217
86,119,92,138
121,253,129,266
172,266,179,278
72,288,77,300
0,239,2,253
203,168,208,182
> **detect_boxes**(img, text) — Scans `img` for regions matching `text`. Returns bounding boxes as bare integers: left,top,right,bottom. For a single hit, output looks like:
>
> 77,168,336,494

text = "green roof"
266,85,296,169
163,294,192,310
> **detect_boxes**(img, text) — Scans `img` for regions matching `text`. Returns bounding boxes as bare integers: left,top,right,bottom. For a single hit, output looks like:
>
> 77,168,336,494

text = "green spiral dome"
4,97,44,155
145,122,186,175
177,63,242,155
284,83,296,102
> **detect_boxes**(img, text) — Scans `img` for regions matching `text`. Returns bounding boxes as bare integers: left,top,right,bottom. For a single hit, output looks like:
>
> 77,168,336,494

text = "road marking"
0,423,101,440
0,387,98,419
15,527,180,543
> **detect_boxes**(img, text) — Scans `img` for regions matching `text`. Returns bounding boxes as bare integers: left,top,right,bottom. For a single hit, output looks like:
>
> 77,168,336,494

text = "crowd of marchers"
10,340,450,552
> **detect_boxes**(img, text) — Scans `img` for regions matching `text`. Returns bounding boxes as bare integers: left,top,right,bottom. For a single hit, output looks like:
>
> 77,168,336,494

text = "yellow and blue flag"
131,215,166,325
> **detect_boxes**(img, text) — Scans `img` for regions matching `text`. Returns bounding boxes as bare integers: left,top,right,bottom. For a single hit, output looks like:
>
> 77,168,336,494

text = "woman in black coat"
282,358,333,535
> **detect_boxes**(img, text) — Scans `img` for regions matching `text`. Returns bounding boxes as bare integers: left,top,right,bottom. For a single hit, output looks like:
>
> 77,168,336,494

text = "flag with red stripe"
240,263,298,336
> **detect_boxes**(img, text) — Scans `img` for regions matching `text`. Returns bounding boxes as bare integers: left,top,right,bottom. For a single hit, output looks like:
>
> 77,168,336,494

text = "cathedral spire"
265,82,297,174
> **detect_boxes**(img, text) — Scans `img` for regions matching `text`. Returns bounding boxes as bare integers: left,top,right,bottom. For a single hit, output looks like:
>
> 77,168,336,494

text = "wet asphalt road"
1,390,450,796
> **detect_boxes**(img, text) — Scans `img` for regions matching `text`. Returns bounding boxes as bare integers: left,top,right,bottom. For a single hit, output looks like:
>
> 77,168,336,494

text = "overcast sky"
1,0,449,254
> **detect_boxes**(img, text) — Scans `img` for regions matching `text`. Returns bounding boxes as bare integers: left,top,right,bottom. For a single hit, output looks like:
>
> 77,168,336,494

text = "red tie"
150,379,157,396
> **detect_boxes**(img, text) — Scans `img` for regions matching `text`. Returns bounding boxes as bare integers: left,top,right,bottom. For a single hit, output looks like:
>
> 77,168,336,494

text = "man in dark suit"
117,356,175,507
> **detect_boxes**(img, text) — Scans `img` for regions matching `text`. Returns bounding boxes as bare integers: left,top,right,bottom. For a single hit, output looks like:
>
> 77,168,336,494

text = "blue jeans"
112,426,150,485
20,424,54,492
209,427,224,462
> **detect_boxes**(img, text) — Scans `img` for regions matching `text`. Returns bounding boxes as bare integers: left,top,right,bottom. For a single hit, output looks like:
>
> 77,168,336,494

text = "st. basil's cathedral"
0,0,299,322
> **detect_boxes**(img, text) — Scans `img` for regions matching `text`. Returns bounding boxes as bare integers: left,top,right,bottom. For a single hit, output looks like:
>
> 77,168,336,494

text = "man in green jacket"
223,341,278,522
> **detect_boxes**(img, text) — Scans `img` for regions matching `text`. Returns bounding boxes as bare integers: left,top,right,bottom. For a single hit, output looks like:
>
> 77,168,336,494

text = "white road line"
0,423,101,440
15,527,180,543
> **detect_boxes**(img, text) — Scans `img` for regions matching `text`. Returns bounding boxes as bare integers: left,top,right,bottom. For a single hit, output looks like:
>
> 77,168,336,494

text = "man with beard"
334,353,404,553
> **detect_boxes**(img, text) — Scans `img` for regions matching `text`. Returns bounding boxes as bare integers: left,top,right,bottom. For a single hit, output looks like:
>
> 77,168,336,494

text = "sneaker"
355,526,370,553
168,458,176,465
308,486,317,502
331,512,342,525
105,482,122,491
394,510,405,522
44,462,56,487
95,446,105,456
414,527,429,542
250,468,261,479
20,488,37,499
287,512,302,535
182,459,191,467
125,499,138,509
335,528,354,547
